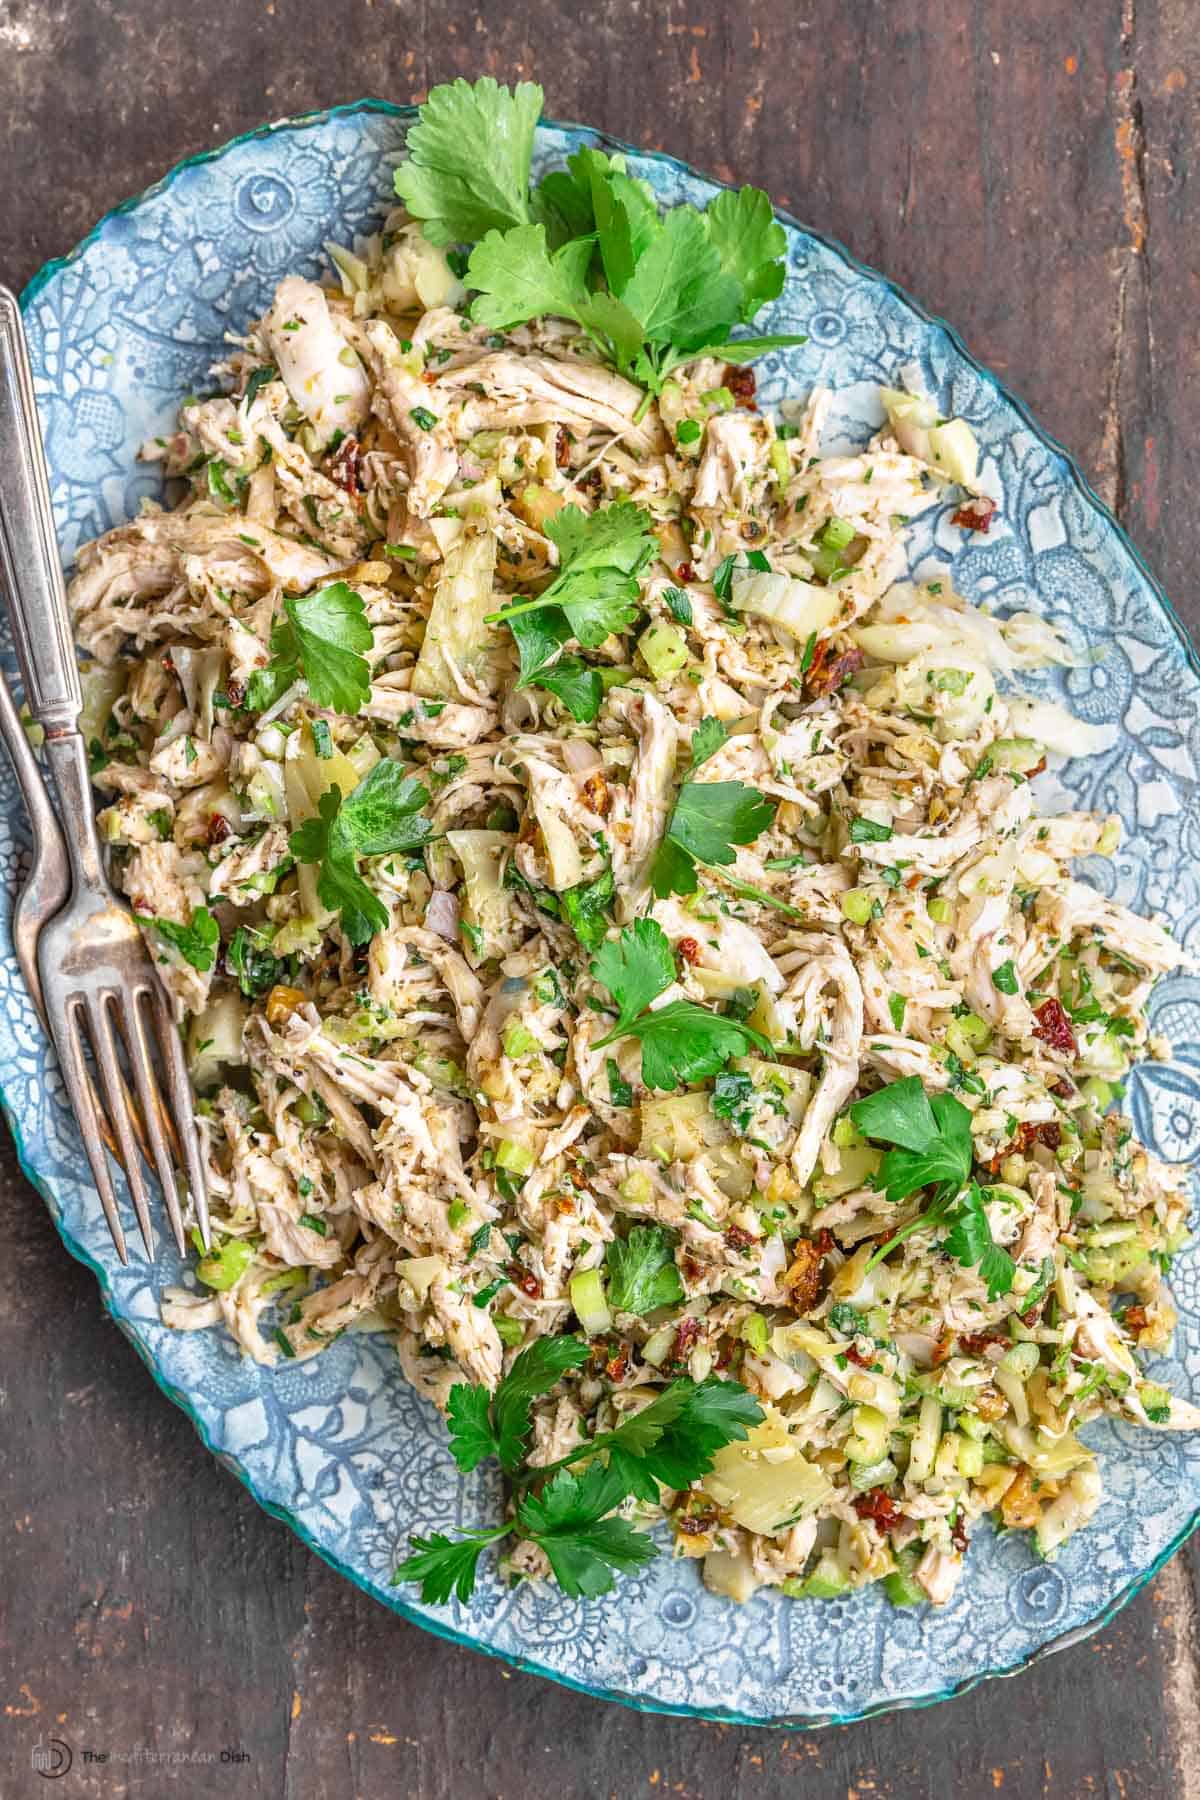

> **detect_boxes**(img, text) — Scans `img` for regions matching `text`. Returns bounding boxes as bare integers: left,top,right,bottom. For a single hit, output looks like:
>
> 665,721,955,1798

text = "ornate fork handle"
0,287,82,735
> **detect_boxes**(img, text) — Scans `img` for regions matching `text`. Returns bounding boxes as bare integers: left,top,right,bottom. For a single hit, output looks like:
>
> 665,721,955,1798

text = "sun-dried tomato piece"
676,936,701,965
604,1345,629,1383
225,677,246,708
957,1327,1008,1357
845,1342,875,1368
783,1237,828,1313
508,1263,542,1299
675,561,697,584
675,1500,719,1536
1121,1304,1150,1334
1033,998,1078,1057
672,1316,702,1365
206,813,231,847
950,1516,970,1553
724,1222,754,1253
1011,1119,1063,1156
803,637,865,699
579,770,611,817
852,1488,901,1529
724,365,757,406
328,433,361,496
555,426,571,468
952,495,997,532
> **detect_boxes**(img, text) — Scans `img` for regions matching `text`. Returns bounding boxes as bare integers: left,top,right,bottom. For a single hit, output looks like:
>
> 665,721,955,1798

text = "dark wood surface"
2,3,1199,1794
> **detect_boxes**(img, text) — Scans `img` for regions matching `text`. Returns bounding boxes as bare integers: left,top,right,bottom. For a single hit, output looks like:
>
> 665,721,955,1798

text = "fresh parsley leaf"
246,583,373,715
226,924,282,998
664,586,693,626
992,959,1019,996
446,77,805,397
661,781,775,875
590,920,771,1087
603,996,771,1089
596,1376,763,1496
560,864,615,950
942,1185,1016,1300
391,1527,507,1605
445,1335,591,1476
393,77,544,245
467,225,594,332
590,918,676,1033
703,186,789,321
492,1335,592,1472
849,1076,939,1153
289,761,432,945
243,364,278,407
849,816,894,844
606,1225,684,1315
887,992,907,1033
445,1383,498,1473
515,1462,656,1598
849,1077,974,1204
651,716,773,900
535,656,605,722
689,715,728,768
542,500,657,644
711,1070,756,1133
489,501,655,677
148,906,219,972
619,204,740,356
650,716,773,898
394,1369,763,1605
606,1058,634,1108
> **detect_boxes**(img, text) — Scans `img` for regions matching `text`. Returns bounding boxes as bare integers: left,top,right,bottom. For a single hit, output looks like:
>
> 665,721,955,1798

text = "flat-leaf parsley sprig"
393,78,807,403
649,716,787,911
392,1335,763,1603
590,917,773,1088
288,758,433,945
487,499,657,723
848,1076,1015,1298
244,581,373,714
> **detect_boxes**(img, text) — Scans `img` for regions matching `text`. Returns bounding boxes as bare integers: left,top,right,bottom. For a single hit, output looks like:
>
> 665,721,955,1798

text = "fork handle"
0,285,83,734
42,731,108,892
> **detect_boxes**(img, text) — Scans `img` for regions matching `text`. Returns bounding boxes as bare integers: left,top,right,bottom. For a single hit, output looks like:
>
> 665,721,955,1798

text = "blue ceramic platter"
11,101,1200,1726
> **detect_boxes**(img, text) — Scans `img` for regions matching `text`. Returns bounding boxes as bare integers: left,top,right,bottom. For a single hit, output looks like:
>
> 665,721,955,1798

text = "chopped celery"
784,1554,851,1599
848,1455,899,1490
990,737,1045,775
882,1547,926,1608
928,896,953,924
639,621,689,682
501,1018,540,1058
197,1235,257,1291
741,1312,770,1356
570,1268,612,1336
845,1404,890,1464
495,1137,535,1176
927,418,979,486
841,888,875,925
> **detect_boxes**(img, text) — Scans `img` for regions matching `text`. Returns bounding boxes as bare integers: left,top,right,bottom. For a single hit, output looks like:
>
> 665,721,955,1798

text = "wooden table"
2,3,1198,1794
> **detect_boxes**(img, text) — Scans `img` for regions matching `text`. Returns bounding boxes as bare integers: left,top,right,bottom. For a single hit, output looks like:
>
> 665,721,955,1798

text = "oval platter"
10,100,1200,1726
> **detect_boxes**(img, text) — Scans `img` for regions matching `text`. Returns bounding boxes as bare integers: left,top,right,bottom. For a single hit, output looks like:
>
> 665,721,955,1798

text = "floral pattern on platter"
10,101,1200,1726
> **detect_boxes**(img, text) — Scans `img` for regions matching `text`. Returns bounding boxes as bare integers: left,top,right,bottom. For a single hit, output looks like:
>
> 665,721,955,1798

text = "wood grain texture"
1,2,1198,1794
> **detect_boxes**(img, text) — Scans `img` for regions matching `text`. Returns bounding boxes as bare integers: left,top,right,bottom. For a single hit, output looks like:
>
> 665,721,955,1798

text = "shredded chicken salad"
68,78,1198,1612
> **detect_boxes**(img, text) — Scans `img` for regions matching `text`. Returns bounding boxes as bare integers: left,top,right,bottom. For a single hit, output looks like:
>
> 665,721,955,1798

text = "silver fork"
0,284,210,1262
